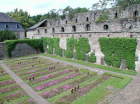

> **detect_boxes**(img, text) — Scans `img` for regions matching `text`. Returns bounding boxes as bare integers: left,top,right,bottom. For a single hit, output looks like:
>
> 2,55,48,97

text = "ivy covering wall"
99,37,137,70
75,37,90,61
65,36,77,58
5,39,43,58
65,36,91,61
43,37,62,56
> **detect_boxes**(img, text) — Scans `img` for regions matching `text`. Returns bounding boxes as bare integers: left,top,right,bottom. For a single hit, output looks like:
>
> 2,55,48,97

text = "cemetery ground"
0,54,138,104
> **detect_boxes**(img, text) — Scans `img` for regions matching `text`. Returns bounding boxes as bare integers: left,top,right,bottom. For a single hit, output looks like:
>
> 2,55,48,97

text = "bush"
99,37,136,70
89,52,96,63
0,29,17,42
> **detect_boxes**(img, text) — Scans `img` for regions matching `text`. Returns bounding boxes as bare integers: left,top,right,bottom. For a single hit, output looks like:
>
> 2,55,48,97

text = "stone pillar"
93,49,95,55
62,49,65,57
53,48,56,55
120,59,126,69
135,56,138,61
46,47,48,54
101,56,105,65
73,50,76,59
85,53,89,62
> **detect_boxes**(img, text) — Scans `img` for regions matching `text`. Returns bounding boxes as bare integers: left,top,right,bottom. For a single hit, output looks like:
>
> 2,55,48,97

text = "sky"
0,0,101,16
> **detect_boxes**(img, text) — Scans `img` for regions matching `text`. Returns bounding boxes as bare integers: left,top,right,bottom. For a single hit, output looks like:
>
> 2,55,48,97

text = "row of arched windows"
37,23,110,34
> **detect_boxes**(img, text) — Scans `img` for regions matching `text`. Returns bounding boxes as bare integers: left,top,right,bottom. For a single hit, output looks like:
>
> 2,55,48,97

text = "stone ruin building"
26,4,140,71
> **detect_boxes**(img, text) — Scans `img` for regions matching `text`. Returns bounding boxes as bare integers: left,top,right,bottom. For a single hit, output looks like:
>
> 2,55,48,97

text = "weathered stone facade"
26,4,140,71
11,43,37,58
0,42,7,60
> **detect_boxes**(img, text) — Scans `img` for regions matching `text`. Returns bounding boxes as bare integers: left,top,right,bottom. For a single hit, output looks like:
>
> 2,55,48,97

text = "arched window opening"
75,19,78,23
37,30,40,34
86,17,89,21
52,28,55,33
134,10,138,18
86,24,90,31
66,20,67,24
44,29,47,33
72,25,76,32
61,27,64,32
103,25,109,30
115,12,118,18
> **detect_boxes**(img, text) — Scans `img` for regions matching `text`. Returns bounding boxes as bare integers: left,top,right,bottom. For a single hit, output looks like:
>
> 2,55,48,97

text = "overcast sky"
0,0,101,16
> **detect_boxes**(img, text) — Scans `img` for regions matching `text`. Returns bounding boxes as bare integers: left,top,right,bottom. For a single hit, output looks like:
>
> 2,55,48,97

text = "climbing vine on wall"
65,36,77,58
5,39,43,58
75,37,90,61
65,37,91,61
99,37,137,70
42,37,62,56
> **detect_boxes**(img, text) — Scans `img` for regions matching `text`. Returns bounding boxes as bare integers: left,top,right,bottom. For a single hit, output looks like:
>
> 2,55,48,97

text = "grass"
41,53,137,76
2,55,133,104
72,73,132,104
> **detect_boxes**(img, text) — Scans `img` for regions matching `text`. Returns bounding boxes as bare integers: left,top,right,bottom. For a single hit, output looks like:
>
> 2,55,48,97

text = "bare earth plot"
0,55,138,104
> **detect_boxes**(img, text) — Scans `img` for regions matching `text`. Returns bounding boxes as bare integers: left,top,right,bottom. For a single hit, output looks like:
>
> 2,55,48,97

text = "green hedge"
89,52,96,63
5,39,43,58
75,37,90,61
99,37,137,70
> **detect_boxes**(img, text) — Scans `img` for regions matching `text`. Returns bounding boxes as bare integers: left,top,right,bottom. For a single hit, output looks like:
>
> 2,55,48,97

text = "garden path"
0,60,50,104
110,72,140,104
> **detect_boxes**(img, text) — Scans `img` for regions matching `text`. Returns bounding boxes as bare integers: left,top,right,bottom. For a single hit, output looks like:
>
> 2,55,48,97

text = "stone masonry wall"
0,42,7,60
11,43,37,58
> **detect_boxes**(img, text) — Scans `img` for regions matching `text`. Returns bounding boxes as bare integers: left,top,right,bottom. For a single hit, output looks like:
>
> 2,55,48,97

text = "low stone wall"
11,43,37,58
0,42,7,60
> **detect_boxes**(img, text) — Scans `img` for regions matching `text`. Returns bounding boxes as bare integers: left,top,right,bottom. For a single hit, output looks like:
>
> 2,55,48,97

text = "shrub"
0,29,17,42
89,52,96,63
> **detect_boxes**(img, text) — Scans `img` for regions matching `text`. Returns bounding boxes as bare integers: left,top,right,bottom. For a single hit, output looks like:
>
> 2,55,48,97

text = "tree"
7,8,35,30
0,29,17,42
109,0,140,9
92,0,110,23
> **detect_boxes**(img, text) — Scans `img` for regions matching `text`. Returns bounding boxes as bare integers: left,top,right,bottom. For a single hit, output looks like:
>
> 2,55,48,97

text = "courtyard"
0,54,139,104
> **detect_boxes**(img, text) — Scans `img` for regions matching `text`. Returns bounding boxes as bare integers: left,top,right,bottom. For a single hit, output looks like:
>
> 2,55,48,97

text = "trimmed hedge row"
5,39,43,58
99,37,137,70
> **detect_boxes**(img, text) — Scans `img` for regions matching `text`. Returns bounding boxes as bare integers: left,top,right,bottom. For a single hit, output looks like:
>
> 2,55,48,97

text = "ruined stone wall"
11,43,37,58
0,42,7,60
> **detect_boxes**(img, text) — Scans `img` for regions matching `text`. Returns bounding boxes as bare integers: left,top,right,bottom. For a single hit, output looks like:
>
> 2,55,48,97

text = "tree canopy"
7,8,35,30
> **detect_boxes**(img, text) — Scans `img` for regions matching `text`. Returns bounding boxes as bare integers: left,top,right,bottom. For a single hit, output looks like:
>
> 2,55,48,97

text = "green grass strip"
41,53,137,76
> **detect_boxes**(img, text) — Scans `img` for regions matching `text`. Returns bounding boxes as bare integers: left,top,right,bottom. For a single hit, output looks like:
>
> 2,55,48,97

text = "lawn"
41,53,137,76
1,55,132,104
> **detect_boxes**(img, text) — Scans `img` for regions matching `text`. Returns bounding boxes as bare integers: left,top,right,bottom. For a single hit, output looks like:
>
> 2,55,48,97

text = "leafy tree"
7,8,35,30
112,0,140,9
0,29,17,42
92,0,110,23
